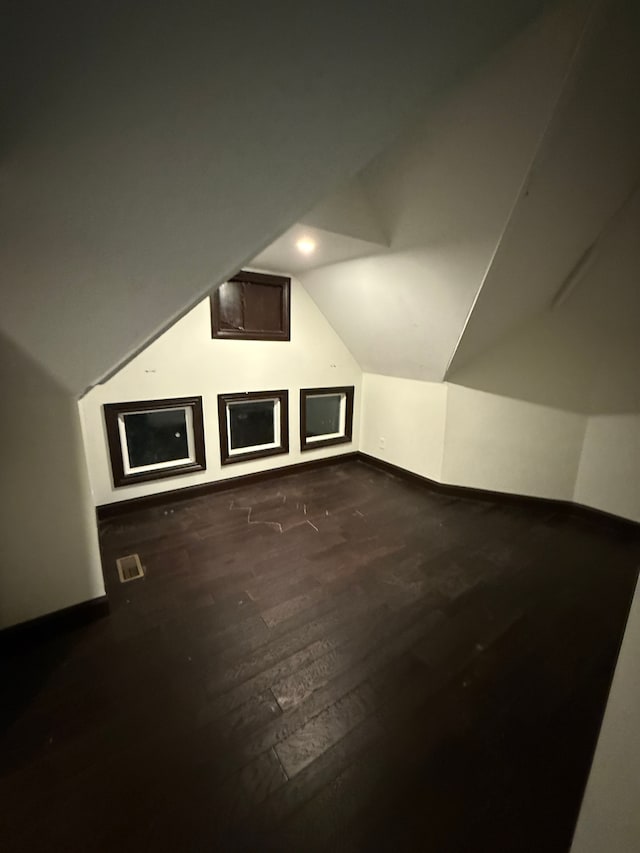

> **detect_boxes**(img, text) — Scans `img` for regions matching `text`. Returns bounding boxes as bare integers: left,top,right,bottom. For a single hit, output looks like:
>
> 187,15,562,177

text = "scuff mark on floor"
229,500,284,533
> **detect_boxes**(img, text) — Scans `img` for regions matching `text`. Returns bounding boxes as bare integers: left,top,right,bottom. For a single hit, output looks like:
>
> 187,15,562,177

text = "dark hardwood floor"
1,459,638,852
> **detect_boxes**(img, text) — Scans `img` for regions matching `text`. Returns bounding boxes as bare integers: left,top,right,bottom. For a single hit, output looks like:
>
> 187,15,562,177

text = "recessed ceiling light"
296,237,316,255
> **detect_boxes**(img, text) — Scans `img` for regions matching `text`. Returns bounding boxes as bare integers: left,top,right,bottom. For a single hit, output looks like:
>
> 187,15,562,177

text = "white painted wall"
446,189,640,523
359,373,587,504
573,417,640,524
570,573,640,853
360,374,446,480
80,278,361,506
0,333,104,630
443,384,586,500
572,331,640,525
301,0,587,382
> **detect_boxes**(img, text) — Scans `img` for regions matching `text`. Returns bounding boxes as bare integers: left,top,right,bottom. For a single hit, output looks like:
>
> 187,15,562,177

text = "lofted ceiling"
1,0,551,396
251,224,388,277
252,177,390,275
289,0,592,382
253,0,639,411
448,0,640,375
443,184,640,415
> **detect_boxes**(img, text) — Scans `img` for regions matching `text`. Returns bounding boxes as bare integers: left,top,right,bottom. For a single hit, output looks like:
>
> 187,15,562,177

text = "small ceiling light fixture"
296,236,316,255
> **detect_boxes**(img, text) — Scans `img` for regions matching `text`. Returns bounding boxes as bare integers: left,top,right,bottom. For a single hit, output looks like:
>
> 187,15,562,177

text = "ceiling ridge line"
550,177,640,310
443,0,606,380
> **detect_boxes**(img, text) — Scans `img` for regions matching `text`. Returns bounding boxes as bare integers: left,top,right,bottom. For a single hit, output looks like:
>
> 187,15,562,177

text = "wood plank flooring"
1,459,639,852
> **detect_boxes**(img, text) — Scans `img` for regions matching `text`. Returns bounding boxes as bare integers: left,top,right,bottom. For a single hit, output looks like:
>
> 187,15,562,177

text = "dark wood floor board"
198,613,396,720
191,512,276,545
166,607,271,664
207,688,283,737
2,459,639,853
274,727,397,853
259,585,328,628
201,592,398,732
215,611,445,778
274,681,378,778
202,636,345,721
270,598,445,712
311,539,414,586
330,682,506,851
1,682,202,836
255,714,385,834
223,582,372,661
186,533,273,573
206,602,389,702
209,534,325,590
190,565,257,601
101,523,201,560
248,571,323,612
269,633,376,712
150,743,290,845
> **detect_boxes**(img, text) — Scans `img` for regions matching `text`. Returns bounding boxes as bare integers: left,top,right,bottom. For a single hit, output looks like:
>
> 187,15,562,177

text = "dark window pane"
124,409,189,468
306,395,341,437
229,401,275,449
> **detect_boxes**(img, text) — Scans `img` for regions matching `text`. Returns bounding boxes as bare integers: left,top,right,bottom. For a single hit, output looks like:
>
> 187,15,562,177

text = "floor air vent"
116,554,145,583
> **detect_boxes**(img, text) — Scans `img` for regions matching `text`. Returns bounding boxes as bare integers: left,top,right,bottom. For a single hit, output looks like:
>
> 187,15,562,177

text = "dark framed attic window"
218,390,289,465
104,397,206,487
300,386,354,451
211,270,291,341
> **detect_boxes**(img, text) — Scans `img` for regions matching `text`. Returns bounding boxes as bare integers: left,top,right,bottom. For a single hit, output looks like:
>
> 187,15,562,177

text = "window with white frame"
300,386,354,451
218,390,289,464
104,397,206,487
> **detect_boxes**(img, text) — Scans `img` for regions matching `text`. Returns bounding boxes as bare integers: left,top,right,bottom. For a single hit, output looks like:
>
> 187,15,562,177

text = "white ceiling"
249,0,640,410
251,223,388,276
299,177,389,245
295,0,591,382
448,0,640,375
251,171,390,275
446,185,640,414
2,0,549,395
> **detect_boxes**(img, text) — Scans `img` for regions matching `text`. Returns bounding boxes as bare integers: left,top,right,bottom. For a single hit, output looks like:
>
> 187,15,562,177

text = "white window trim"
304,392,347,443
119,406,196,475
226,397,281,456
